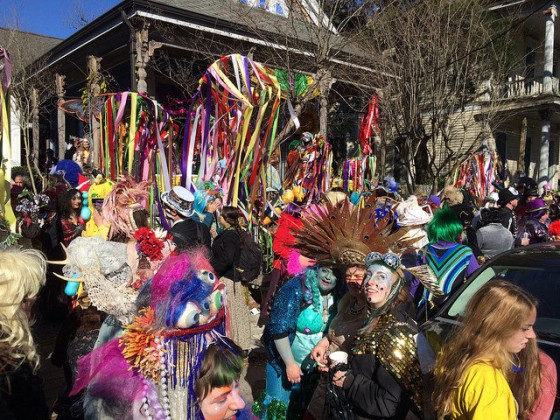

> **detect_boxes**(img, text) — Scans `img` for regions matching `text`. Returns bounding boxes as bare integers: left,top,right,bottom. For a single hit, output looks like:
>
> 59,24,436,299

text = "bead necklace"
349,299,366,316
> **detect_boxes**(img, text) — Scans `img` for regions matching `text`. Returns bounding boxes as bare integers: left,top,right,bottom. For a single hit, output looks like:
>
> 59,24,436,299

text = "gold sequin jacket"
345,310,424,419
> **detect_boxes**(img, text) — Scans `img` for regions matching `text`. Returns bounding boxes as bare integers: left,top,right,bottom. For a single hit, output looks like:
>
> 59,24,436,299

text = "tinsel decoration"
404,265,444,297
252,390,287,420
119,307,163,382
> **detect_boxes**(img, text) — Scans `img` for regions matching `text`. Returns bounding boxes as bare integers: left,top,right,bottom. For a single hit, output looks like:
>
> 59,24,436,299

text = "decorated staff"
98,92,177,189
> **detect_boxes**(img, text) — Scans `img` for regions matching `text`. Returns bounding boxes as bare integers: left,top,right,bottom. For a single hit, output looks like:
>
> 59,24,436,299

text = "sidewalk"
239,305,267,404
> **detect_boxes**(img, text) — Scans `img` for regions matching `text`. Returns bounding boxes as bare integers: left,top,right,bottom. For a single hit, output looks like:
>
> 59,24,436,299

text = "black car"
419,242,560,416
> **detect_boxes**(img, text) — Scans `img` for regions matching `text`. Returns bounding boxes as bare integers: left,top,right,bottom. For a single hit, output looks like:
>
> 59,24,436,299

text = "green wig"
426,206,463,243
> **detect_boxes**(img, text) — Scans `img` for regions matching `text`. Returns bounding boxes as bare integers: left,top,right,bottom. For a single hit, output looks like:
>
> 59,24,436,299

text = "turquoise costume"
258,270,336,419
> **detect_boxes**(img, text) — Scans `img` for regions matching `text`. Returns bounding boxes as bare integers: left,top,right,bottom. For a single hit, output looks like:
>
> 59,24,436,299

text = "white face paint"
363,263,395,308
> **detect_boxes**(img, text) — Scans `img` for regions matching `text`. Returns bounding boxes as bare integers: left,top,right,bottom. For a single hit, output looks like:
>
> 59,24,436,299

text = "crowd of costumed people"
0,51,558,420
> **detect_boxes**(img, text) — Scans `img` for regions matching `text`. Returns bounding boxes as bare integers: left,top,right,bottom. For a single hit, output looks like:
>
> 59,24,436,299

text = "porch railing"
502,75,560,98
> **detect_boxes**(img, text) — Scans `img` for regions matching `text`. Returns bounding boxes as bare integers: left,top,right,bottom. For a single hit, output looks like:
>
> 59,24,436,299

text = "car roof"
485,242,560,269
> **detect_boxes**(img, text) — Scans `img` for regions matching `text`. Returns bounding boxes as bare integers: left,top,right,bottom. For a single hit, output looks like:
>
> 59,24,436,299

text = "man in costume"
162,186,211,252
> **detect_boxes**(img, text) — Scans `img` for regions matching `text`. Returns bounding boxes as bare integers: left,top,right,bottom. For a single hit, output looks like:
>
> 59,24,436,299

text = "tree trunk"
317,68,333,137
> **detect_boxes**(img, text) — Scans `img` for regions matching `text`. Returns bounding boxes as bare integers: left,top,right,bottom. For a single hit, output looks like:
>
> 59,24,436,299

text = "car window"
446,265,560,340
447,266,498,317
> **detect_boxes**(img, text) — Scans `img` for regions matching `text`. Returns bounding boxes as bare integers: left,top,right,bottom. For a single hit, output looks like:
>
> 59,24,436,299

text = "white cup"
328,351,349,366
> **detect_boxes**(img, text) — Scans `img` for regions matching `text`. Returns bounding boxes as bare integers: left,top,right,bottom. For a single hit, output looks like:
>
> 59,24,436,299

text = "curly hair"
433,280,541,418
0,248,47,373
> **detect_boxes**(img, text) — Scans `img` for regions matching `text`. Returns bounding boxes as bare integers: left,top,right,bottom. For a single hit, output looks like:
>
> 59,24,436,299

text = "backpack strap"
195,221,203,244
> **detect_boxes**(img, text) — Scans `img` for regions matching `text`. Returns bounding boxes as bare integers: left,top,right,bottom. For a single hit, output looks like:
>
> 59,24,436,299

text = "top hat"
161,186,195,218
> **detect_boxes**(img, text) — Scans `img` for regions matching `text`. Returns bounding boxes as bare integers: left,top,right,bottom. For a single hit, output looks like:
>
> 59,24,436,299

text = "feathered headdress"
294,194,417,266
103,176,150,239
293,193,443,296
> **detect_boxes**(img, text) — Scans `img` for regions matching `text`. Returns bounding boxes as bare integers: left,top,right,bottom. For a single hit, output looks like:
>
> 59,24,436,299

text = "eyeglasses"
72,196,82,201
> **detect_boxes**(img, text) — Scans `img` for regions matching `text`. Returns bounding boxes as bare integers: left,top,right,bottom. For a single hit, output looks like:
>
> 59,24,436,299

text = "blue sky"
1,0,121,39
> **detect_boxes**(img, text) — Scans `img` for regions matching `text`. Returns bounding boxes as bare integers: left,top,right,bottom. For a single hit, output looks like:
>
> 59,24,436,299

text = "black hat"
498,189,519,206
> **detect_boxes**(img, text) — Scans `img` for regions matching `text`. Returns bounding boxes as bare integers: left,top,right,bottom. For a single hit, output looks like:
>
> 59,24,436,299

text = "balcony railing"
502,75,560,98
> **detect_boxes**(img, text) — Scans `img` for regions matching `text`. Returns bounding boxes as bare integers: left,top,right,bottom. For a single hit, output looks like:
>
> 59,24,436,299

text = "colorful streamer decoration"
358,94,381,156
342,155,377,192
0,48,16,229
454,148,502,200
180,54,283,208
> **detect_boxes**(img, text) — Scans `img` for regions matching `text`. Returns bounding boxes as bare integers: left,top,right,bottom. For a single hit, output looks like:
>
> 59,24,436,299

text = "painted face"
345,266,366,299
504,306,537,354
317,267,337,294
94,174,104,184
199,380,245,420
363,263,395,308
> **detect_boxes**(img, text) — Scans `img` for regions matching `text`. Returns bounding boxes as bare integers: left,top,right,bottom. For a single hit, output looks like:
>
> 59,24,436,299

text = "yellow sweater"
451,362,517,419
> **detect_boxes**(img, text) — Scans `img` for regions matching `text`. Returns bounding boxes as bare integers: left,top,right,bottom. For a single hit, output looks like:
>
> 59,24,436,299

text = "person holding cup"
330,251,425,419
306,265,368,419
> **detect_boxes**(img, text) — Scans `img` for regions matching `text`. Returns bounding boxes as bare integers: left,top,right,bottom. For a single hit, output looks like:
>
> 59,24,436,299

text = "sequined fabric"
353,312,423,417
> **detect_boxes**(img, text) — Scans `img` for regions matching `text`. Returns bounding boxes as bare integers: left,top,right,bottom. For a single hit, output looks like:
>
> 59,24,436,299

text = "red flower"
134,227,165,261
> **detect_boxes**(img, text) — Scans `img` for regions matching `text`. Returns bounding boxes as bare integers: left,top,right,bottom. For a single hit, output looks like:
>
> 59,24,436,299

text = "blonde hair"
0,248,47,373
433,280,541,418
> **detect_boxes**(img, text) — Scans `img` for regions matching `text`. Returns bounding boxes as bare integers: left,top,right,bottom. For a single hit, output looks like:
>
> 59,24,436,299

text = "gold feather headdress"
293,193,417,266
293,193,443,296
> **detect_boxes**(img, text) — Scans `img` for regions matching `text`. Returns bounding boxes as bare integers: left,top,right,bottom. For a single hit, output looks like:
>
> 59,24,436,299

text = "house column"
539,109,551,191
543,6,556,93
135,23,161,94
87,56,102,166
55,74,66,161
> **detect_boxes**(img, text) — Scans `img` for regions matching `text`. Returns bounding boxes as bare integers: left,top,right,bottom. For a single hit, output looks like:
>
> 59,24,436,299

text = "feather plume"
293,193,422,267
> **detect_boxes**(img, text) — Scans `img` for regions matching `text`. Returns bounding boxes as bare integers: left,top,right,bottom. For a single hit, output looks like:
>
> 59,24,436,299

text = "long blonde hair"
0,248,47,373
433,280,541,418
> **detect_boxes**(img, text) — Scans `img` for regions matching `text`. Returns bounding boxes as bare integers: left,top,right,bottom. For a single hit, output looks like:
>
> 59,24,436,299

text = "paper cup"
328,351,349,366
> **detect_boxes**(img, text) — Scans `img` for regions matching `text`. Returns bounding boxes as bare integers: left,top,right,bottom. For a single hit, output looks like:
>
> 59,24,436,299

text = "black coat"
211,229,241,279
0,363,49,419
169,218,211,252
342,306,421,420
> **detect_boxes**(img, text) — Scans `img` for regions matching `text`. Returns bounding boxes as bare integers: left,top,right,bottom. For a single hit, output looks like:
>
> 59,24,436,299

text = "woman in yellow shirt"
433,280,541,419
